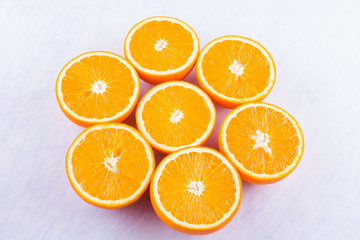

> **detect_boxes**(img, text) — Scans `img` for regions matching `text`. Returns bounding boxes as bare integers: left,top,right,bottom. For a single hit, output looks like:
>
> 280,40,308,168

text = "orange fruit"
150,147,242,234
66,123,155,208
56,51,140,127
219,102,304,184
196,36,276,108
124,16,200,84
136,81,216,154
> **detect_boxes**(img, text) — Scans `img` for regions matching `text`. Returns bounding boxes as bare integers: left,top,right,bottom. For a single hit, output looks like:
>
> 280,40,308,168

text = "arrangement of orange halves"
56,16,304,234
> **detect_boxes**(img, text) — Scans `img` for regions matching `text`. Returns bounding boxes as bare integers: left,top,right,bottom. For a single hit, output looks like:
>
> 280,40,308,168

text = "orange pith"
125,16,200,84
136,81,216,154
150,147,242,234
219,102,304,184
66,123,155,208
197,36,276,108
56,51,140,127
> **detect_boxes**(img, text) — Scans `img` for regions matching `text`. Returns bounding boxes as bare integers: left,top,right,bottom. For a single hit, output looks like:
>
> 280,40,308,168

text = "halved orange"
66,123,155,208
136,81,216,154
124,16,200,84
56,51,140,127
219,102,304,184
196,36,276,108
150,147,242,234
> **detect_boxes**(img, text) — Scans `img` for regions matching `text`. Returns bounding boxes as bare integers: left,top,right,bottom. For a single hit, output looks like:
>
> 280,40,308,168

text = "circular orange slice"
66,123,155,208
56,51,140,127
150,147,242,234
136,81,216,154
219,102,304,184
124,16,200,84
196,36,276,108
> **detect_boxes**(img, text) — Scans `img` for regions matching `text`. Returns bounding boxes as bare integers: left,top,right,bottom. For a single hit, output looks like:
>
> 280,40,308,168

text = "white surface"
1,0,359,239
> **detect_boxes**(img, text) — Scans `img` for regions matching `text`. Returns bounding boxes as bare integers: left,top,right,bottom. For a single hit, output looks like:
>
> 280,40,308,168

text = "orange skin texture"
219,102,305,184
56,51,140,128
197,79,269,109
131,59,197,85
219,136,304,184
66,123,155,209
124,16,200,85
196,35,276,109
135,124,215,155
150,147,242,234
56,93,137,128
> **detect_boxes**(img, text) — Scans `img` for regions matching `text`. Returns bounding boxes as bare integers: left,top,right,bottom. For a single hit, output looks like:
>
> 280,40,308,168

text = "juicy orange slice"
196,36,276,108
66,123,155,208
124,16,200,84
150,147,242,234
56,51,140,127
219,102,304,184
136,81,216,154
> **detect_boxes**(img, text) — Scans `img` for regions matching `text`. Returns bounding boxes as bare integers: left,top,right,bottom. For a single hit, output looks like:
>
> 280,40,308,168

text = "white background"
1,0,359,239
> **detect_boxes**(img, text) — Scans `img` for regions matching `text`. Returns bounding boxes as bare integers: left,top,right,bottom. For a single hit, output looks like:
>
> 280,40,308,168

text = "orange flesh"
157,152,237,224
129,20,194,71
225,106,299,174
201,40,271,98
71,128,149,200
61,55,135,118
142,86,211,147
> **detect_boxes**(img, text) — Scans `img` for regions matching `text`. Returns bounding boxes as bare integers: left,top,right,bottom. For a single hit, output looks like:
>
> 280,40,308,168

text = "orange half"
150,147,242,234
56,51,140,127
124,16,200,84
66,123,155,208
136,81,216,154
219,102,304,184
197,36,276,108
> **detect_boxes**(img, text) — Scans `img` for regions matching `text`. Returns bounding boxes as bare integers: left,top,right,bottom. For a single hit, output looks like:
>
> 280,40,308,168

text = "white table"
1,0,359,239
